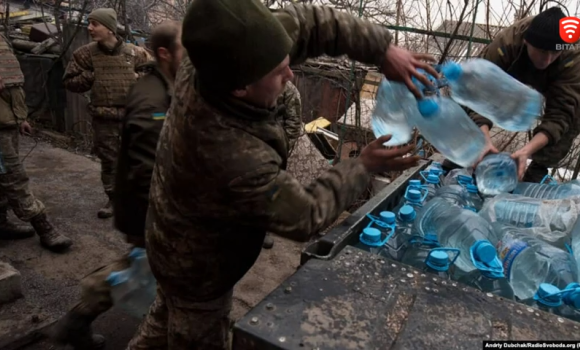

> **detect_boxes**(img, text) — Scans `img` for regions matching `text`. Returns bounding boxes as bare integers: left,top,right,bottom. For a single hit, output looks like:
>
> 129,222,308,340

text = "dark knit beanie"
182,0,294,92
524,7,567,51
88,8,117,34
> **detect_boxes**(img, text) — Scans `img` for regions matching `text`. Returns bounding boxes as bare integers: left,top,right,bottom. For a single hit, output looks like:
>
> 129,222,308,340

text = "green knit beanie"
88,8,117,34
182,0,294,92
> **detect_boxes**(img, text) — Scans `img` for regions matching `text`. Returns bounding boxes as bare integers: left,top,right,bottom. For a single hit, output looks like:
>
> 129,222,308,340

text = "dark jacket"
114,62,172,238
470,16,580,147
145,3,392,301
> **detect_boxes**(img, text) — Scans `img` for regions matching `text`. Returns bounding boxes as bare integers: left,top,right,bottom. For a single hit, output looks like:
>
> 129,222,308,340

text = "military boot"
97,193,113,219
50,311,105,350
0,210,35,240
262,233,274,249
30,213,73,252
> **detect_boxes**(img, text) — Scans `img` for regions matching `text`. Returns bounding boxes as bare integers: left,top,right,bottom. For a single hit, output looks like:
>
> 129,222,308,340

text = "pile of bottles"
371,58,544,167
106,247,157,319
355,156,580,322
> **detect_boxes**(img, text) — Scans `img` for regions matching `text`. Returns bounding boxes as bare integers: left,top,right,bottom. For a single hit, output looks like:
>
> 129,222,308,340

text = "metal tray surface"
234,248,580,350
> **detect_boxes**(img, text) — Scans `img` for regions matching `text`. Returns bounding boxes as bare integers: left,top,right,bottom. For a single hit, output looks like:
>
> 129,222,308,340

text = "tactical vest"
89,42,137,107
0,35,25,87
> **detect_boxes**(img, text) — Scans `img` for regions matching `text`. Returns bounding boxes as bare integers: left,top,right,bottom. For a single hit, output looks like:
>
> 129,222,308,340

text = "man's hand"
360,135,420,173
381,45,439,99
511,148,531,180
0,76,5,93
19,121,32,136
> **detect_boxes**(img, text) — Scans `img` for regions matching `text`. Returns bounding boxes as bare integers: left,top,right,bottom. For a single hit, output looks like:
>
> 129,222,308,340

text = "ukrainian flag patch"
152,112,166,120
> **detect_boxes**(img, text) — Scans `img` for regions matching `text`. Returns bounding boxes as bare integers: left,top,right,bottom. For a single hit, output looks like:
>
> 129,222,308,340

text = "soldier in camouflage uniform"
263,80,303,249
0,34,72,251
467,7,580,182
126,1,436,349
63,8,151,218
50,22,183,350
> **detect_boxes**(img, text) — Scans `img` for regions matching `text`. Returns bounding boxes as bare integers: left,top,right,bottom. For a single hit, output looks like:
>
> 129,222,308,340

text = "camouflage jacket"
470,16,580,147
62,38,151,120
146,4,393,300
276,80,303,155
114,62,171,238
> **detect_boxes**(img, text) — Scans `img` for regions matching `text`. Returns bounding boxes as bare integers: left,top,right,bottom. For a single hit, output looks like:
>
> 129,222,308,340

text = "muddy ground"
0,136,310,350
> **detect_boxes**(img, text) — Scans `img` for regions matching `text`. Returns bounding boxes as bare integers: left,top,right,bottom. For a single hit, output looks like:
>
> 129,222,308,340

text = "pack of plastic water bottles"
370,58,544,168
355,157,580,322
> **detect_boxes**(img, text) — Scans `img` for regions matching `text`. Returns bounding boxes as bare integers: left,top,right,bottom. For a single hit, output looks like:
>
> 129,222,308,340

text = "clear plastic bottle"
494,224,578,300
479,193,579,235
421,170,442,202
474,153,518,196
435,185,468,207
521,284,580,322
370,78,417,146
107,248,157,319
413,197,500,274
463,184,483,212
401,235,441,269
513,180,580,200
457,256,514,300
392,181,426,214
355,211,397,256
440,58,543,132
443,168,474,186
413,96,486,168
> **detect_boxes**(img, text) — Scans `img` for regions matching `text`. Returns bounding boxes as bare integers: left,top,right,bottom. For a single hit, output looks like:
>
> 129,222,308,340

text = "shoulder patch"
564,60,575,68
152,112,166,120
497,47,505,57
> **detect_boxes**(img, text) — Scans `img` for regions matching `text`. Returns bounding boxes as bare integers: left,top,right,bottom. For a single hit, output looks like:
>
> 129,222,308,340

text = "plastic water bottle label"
497,240,528,280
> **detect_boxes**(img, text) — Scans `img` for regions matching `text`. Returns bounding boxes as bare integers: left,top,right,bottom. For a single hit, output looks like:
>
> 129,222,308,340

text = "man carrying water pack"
50,22,184,350
467,7,580,182
125,1,436,349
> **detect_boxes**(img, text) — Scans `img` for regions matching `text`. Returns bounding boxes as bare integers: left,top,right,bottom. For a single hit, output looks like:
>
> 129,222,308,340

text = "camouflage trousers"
126,287,233,350
0,126,45,220
92,118,122,196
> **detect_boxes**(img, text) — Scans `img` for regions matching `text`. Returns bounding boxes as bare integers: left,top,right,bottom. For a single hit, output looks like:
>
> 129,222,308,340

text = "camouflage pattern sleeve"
227,158,370,241
533,59,580,146
277,81,303,150
63,45,94,93
273,4,392,68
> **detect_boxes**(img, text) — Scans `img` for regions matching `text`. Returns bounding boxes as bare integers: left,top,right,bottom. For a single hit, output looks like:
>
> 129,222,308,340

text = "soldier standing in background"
63,8,151,218
263,80,303,249
50,22,183,350
0,33,72,251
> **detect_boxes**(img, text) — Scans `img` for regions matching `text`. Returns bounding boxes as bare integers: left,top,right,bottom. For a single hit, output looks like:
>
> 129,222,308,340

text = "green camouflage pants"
92,119,122,196
0,126,45,220
126,287,233,350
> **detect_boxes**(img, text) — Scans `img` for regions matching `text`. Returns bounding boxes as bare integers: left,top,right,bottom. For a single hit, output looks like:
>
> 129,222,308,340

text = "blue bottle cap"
379,211,396,225
407,189,422,201
535,283,563,307
465,184,478,193
426,173,440,184
426,250,449,271
399,205,416,222
563,283,580,309
441,61,462,81
409,180,422,188
473,241,496,263
457,175,473,184
417,98,439,117
362,227,381,244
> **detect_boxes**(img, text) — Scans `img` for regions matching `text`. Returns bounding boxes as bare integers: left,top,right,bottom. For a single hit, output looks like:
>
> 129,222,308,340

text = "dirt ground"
0,136,308,350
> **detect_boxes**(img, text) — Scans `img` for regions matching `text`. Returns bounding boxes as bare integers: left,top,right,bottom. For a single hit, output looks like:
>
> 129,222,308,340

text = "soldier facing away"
126,1,436,349
444,7,580,182
63,8,151,218
50,21,184,350
0,33,72,251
